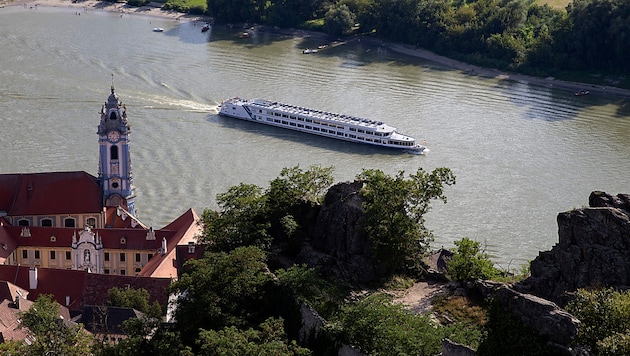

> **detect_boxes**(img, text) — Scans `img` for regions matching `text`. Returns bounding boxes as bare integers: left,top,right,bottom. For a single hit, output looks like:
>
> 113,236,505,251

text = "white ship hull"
218,98,426,153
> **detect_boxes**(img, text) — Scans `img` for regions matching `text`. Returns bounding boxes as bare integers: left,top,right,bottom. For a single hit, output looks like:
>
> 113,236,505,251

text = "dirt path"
393,281,448,315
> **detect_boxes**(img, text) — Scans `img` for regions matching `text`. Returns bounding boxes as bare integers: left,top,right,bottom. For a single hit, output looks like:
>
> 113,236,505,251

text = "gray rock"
296,181,376,283
521,192,630,305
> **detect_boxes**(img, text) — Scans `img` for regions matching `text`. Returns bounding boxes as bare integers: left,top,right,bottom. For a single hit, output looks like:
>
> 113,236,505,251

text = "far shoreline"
3,0,630,100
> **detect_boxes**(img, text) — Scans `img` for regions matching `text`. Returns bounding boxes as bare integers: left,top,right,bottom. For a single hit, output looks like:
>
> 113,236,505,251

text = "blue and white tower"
97,79,137,216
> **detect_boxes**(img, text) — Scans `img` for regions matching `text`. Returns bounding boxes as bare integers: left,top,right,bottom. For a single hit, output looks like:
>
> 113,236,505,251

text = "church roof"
0,172,102,216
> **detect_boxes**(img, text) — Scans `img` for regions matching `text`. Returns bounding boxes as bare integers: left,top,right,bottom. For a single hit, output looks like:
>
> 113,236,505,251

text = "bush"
336,293,445,355
447,238,498,282
565,288,630,354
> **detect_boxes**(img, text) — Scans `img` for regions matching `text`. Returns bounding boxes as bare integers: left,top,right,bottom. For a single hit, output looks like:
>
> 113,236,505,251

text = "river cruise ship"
218,98,426,153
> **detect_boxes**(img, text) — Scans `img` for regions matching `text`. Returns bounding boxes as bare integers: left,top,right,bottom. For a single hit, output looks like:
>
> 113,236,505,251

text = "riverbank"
0,0,210,22
3,0,630,99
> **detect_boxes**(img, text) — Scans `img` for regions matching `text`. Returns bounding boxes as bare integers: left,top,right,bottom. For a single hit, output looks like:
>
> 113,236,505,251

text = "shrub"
447,238,498,282
336,293,445,355
565,288,630,354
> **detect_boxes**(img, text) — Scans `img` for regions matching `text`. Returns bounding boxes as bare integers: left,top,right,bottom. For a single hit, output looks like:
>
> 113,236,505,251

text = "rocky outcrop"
440,338,475,356
296,181,376,283
519,191,630,306
476,280,580,350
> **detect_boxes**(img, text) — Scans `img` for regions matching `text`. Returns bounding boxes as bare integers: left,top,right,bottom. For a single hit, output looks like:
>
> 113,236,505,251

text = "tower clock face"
107,130,120,142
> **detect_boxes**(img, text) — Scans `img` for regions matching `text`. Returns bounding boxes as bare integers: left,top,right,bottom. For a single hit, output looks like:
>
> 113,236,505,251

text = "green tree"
197,318,311,356
324,3,356,36
199,183,271,251
266,165,334,214
170,246,275,347
19,294,93,356
447,237,498,282
357,167,455,276
107,286,162,319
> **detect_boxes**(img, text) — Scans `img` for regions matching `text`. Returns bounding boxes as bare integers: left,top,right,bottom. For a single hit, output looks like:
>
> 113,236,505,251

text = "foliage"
196,0,630,79
103,323,193,356
265,165,334,213
19,294,93,356
335,293,446,355
597,332,630,356
447,237,498,282
163,0,207,14
357,167,455,277
170,246,276,346
477,301,558,355
431,294,486,350
324,3,356,36
196,318,311,356
107,286,162,319
199,165,333,253
565,288,630,354
199,183,271,251
275,264,347,319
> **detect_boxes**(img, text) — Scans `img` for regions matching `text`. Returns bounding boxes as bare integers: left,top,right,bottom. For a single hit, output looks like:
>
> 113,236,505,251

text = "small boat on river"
218,97,426,153
152,27,164,32
201,23,210,32
574,90,590,96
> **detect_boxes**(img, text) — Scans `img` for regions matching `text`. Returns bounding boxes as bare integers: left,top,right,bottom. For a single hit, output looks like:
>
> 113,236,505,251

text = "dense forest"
172,0,629,80
212,0,630,76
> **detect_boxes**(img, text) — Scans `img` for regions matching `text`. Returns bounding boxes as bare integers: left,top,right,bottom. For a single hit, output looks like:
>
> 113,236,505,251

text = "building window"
104,269,110,274
50,251,56,260
105,253,110,261
86,217,96,227
18,219,29,226
147,253,153,261
110,146,119,160
41,218,53,227
135,268,141,274
22,250,28,259
135,253,141,262
34,250,40,259
120,269,126,276
120,253,126,262
64,218,75,228
66,251,71,260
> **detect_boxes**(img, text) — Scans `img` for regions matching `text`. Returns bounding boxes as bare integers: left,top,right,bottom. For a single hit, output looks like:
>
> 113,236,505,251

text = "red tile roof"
138,208,201,278
0,172,102,216
0,265,171,313
0,225,173,251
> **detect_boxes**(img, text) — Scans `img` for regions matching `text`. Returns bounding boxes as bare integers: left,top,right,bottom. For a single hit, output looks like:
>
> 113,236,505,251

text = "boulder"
295,181,376,283
520,191,630,305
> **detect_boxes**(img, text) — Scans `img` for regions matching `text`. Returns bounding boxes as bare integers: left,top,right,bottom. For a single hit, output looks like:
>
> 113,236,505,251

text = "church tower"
97,78,137,216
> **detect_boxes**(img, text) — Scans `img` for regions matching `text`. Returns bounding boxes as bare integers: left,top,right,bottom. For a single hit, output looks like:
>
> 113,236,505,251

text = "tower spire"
97,80,136,216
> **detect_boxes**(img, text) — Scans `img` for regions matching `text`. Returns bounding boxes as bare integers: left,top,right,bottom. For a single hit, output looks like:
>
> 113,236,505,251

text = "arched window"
41,218,53,227
64,218,76,228
86,217,96,228
110,146,119,160
18,219,29,226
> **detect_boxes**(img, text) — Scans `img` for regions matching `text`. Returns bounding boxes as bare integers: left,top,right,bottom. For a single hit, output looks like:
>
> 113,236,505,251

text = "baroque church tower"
97,78,137,216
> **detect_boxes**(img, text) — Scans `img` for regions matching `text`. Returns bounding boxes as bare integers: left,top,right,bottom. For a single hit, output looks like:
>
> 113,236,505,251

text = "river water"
1,6,629,267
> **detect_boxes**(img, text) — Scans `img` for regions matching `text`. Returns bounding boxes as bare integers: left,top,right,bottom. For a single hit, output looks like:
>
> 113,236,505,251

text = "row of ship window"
266,111,388,137
265,118,390,143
